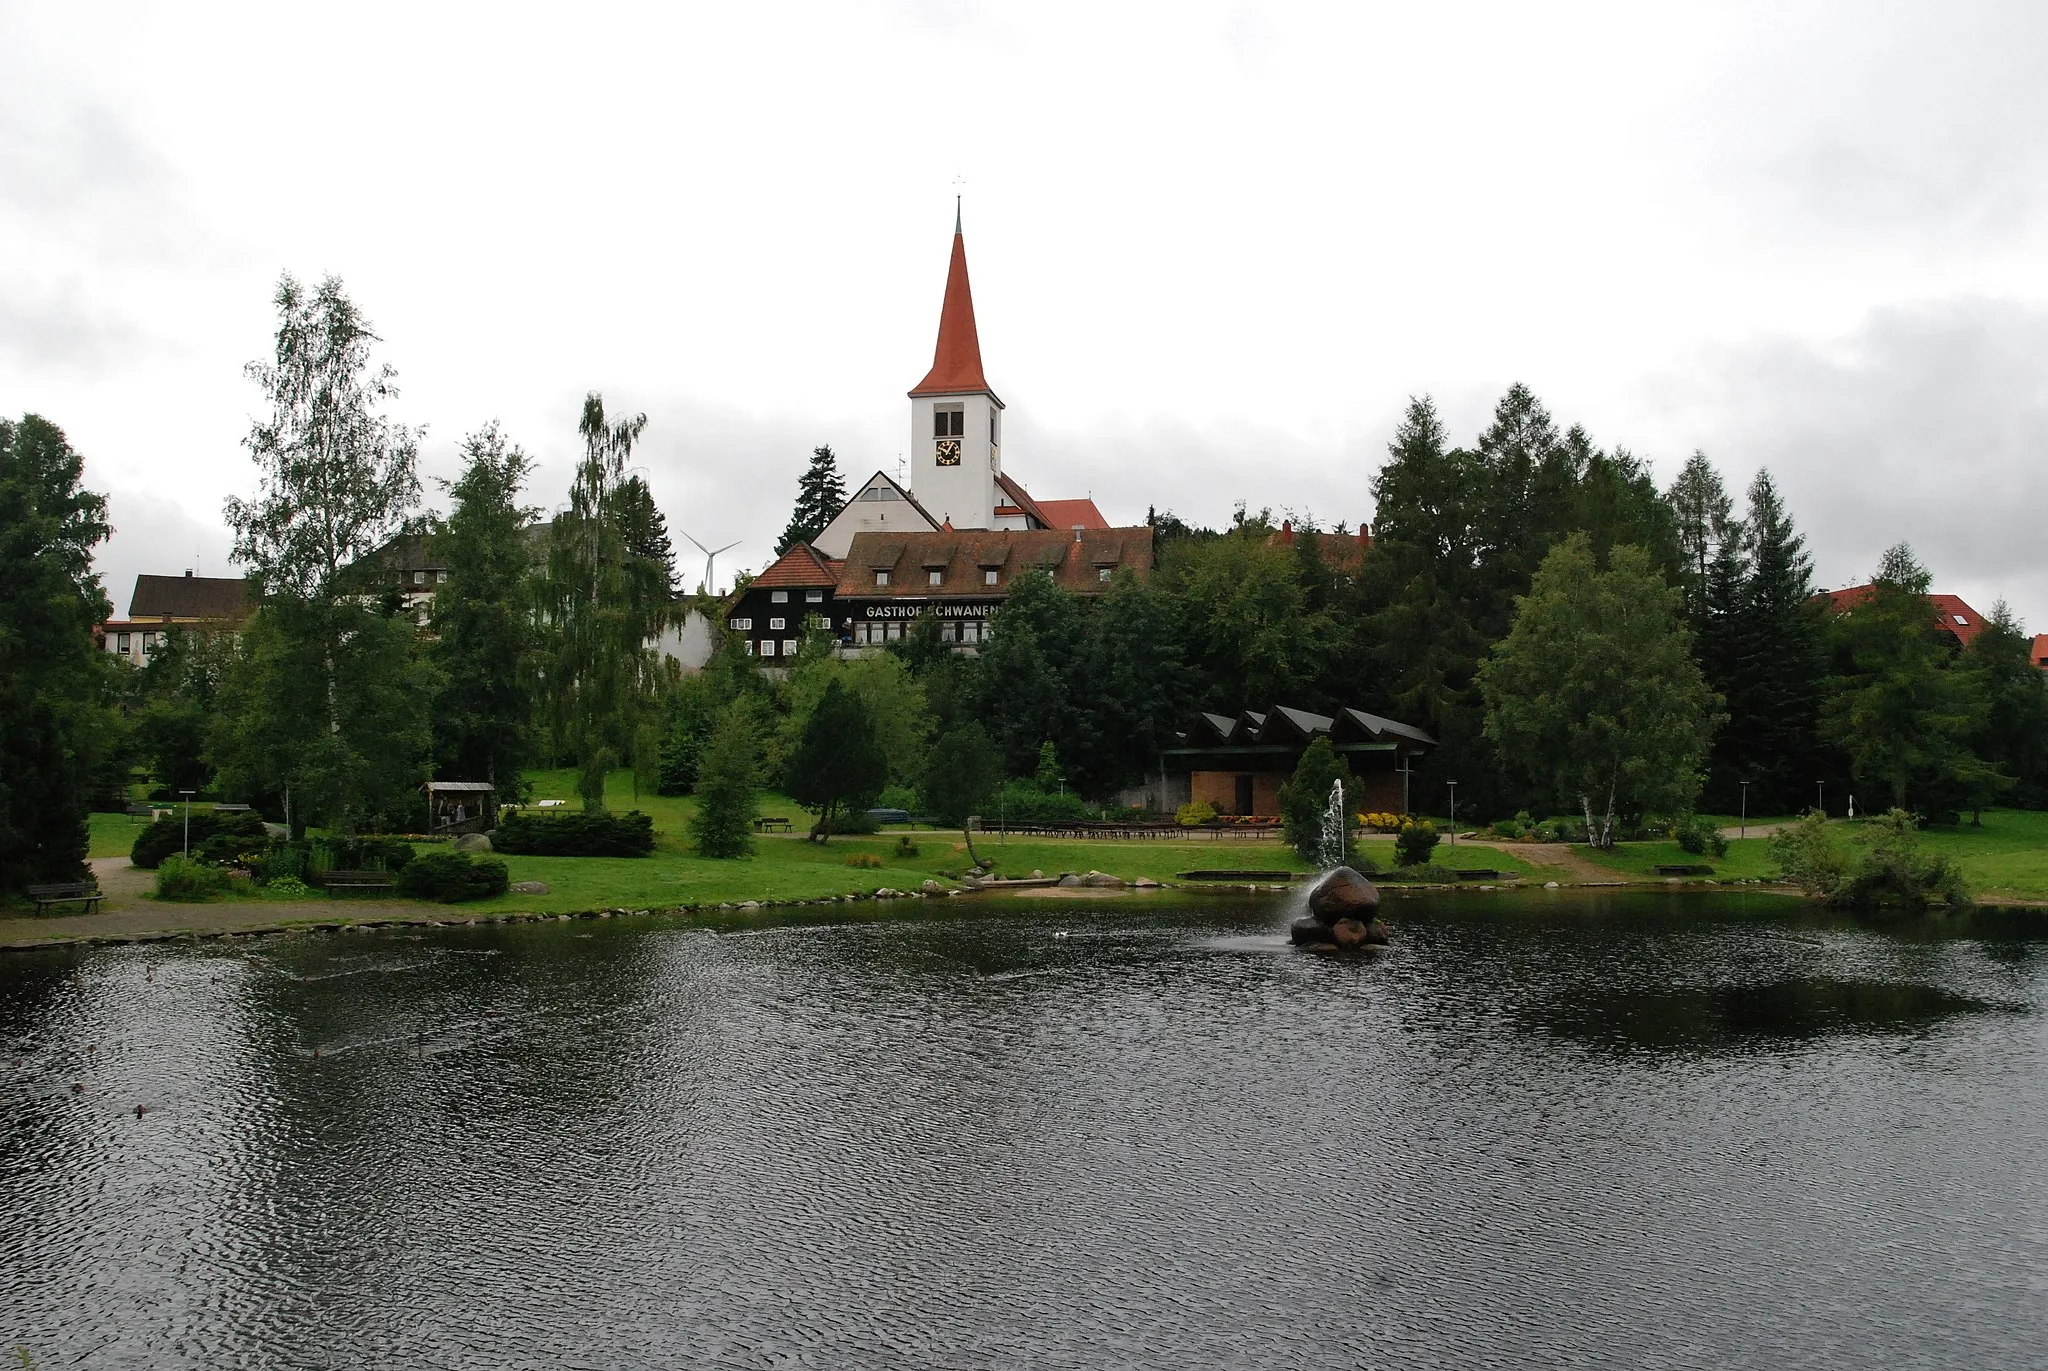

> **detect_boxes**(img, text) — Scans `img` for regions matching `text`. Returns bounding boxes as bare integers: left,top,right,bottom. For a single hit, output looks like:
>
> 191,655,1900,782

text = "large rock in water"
1307,866,1380,924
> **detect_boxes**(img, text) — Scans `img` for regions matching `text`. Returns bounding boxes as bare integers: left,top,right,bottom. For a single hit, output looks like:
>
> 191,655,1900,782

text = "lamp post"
1816,781,1825,817
180,790,196,857
1400,756,1412,817
1738,780,1750,840
1446,781,1457,846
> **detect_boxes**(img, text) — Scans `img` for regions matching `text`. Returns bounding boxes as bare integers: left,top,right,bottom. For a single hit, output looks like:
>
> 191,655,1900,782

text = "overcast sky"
7,1,2047,623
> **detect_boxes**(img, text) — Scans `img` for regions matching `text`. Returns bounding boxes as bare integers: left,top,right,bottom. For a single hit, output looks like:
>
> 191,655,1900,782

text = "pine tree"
1665,451,1734,625
0,414,112,894
689,703,759,857
1963,602,2048,813
617,475,678,603
1728,470,1828,812
783,678,887,841
777,445,847,553
431,423,540,793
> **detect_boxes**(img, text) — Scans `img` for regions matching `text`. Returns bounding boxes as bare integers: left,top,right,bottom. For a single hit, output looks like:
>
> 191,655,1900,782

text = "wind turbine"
679,530,740,596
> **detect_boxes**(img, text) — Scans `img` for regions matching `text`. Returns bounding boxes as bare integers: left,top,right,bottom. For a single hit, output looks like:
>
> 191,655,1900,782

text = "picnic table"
752,816,793,833
27,881,102,914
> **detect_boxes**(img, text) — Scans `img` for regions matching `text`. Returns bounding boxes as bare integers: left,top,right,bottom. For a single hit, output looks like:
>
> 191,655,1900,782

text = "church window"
876,570,890,586
933,407,964,437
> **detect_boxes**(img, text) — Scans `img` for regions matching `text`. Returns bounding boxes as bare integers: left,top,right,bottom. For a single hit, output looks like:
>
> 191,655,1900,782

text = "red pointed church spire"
910,199,992,397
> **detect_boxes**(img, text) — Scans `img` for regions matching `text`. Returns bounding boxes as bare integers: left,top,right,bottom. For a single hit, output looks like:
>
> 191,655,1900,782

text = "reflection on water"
1,889,2045,1369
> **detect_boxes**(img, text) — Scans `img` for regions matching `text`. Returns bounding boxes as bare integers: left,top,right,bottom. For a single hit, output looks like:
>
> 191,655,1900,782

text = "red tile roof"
909,225,993,398
1034,498,1110,530
838,527,1154,599
994,472,1050,527
2032,634,2048,668
1824,584,1988,647
751,542,842,590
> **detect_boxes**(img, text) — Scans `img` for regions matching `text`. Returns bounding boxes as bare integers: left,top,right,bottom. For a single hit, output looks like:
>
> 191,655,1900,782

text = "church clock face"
935,438,962,466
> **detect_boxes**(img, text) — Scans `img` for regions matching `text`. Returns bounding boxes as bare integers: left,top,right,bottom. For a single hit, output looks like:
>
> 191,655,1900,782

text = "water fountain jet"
1289,779,1390,951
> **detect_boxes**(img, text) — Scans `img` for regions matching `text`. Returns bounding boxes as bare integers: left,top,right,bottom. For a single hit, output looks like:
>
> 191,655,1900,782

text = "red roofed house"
1824,584,1987,649
2031,634,2048,670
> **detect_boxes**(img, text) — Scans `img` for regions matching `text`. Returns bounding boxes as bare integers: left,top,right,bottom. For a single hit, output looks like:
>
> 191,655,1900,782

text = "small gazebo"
424,781,496,836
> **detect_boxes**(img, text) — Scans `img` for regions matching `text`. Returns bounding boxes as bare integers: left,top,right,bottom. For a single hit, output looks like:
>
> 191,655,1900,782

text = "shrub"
1175,799,1218,826
131,809,269,870
847,852,882,869
1279,738,1354,866
1489,811,1535,841
988,781,1089,824
1672,813,1729,857
155,855,231,901
395,849,510,902
690,704,759,859
1769,809,1969,908
266,836,415,877
260,875,316,900
817,809,881,835
496,809,656,857
253,845,307,885
1394,819,1441,866
876,784,919,813
894,835,920,858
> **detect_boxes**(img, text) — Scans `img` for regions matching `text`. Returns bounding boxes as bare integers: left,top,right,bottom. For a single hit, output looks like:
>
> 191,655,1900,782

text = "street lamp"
1738,780,1750,840
1446,781,1457,846
180,790,196,857
1816,780,1825,817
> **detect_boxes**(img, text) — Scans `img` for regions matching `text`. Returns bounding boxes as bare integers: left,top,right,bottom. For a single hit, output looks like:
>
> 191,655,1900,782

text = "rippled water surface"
4,890,2047,1369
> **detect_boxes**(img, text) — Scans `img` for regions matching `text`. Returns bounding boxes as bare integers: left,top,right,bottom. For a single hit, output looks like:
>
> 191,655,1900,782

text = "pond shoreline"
0,873,1822,954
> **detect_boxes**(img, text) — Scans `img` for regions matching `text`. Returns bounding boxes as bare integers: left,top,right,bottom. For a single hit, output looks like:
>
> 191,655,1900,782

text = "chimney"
1279,519,1294,544
184,569,194,577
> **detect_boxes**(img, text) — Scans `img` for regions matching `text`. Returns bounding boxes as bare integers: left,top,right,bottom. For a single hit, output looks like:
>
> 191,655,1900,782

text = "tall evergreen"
1963,603,2048,812
617,475,678,603
1725,470,1827,812
0,414,112,894
430,423,539,793
1665,451,1735,626
778,444,848,553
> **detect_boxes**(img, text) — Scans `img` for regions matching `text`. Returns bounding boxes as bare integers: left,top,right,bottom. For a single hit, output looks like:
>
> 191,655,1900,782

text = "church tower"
908,202,1003,530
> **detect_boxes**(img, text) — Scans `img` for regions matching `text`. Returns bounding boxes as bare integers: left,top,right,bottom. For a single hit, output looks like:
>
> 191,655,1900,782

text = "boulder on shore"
509,880,549,895
455,833,493,853
1307,867,1380,924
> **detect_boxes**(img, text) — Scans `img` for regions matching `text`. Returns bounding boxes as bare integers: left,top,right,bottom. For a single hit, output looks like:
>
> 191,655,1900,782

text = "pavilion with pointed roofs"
729,205,1149,663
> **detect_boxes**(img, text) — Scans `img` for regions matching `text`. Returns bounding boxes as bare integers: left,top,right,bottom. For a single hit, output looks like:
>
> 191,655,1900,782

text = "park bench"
316,869,397,893
752,817,793,833
1454,868,1501,880
27,881,102,914
1653,863,1715,877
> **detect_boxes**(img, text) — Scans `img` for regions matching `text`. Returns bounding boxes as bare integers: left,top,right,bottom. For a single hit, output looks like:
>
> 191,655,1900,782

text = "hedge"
494,809,656,857
394,849,510,902
131,810,269,870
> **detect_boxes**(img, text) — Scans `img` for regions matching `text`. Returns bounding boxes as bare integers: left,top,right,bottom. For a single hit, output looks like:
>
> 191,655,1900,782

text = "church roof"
909,214,996,399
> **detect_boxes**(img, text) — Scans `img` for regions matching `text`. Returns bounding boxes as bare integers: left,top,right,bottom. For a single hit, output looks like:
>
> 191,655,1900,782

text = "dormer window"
876,570,890,586
1098,567,1113,583
984,569,998,586
927,569,943,586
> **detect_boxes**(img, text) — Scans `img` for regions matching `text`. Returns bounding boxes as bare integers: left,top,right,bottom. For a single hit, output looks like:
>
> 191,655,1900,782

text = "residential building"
97,572,254,665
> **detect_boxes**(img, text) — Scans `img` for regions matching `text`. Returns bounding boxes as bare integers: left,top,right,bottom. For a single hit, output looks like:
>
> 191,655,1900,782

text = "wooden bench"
27,882,102,914
1653,863,1715,877
752,817,793,833
316,869,397,892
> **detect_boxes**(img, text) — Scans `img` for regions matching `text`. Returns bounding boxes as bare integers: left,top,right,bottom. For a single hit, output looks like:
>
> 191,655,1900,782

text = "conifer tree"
1666,451,1735,625
1963,602,2048,813
0,414,112,894
1729,471,1828,812
783,678,886,841
431,423,539,793
689,703,759,857
777,444,848,553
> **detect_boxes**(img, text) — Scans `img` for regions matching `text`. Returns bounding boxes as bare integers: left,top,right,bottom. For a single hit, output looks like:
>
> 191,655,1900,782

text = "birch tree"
1478,534,1721,847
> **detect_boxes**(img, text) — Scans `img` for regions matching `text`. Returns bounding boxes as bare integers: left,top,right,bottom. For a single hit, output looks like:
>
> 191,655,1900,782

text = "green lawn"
1573,837,1780,881
89,810,153,859
1899,809,2048,902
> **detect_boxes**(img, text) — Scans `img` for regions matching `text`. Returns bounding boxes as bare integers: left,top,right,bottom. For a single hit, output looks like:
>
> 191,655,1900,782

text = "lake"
3,889,2045,1369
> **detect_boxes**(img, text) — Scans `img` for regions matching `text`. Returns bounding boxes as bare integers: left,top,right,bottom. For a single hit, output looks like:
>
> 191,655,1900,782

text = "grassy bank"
1571,837,1779,882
